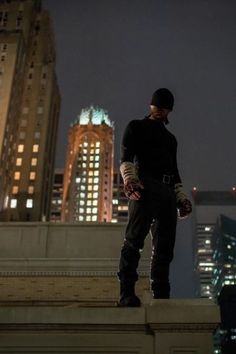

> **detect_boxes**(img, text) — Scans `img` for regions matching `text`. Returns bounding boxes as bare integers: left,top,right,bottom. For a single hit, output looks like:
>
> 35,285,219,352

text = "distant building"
50,168,64,222
0,0,60,221
62,106,114,222
192,190,236,298
212,215,236,298
217,285,236,354
112,169,128,223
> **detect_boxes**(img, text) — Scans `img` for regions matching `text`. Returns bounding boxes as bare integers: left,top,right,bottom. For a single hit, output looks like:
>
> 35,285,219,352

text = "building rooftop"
192,191,236,205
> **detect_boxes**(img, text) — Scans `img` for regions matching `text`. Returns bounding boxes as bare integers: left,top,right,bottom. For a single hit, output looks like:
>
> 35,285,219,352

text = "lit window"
79,216,84,221
95,156,99,161
86,215,91,221
83,156,87,161
26,199,33,208
93,185,99,191
18,144,24,153
80,192,85,198
90,149,94,154
94,163,99,168
95,149,100,153
94,177,99,183
93,192,98,198
88,178,93,184
10,199,17,208
205,226,211,231
83,142,88,147
96,142,100,147
92,200,98,206
90,156,94,161
92,208,97,214
28,186,34,194
88,185,92,191
16,158,22,166
89,171,93,176
29,172,36,180
79,208,84,213
14,172,21,180
87,208,91,214
92,215,97,221
82,163,86,168
89,163,93,168
94,171,99,176
76,177,81,183
32,144,39,152
12,186,19,194
91,143,94,147
83,149,87,154
88,193,92,199
31,158,37,166
79,200,85,205
80,185,85,191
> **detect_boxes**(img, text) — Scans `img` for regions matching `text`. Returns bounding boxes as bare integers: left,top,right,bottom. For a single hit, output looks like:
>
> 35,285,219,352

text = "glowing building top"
71,106,113,128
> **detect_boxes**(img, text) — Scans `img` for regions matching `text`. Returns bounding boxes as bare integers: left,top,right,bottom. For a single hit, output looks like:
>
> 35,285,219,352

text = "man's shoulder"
125,119,144,131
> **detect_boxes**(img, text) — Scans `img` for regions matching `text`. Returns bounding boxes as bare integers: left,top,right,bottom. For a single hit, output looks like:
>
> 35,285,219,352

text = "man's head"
150,88,174,124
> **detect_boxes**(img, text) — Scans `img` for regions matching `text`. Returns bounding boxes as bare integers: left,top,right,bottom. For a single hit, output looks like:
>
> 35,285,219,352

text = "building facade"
212,214,236,298
0,0,60,221
192,190,236,298
112,169,128,223
50,168,64,222
62,106,114,222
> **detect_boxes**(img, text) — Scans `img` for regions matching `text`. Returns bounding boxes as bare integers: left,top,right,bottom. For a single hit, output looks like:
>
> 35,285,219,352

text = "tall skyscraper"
62,106,114,222
212,214,236,298
0,0,60,221
192,190,236,298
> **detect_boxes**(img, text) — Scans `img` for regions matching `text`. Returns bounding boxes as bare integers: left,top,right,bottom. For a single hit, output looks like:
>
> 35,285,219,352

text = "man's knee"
123,238,144,252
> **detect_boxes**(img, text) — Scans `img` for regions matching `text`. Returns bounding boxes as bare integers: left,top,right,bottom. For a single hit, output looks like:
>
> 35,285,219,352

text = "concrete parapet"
0,299,220,354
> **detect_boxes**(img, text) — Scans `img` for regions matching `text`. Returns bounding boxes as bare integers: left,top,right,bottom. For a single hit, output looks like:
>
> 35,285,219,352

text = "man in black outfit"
117,88,192,307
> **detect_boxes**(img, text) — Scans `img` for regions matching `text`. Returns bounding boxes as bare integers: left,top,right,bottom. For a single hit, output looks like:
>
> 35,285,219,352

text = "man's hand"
177,199,192,219
124,179,144,200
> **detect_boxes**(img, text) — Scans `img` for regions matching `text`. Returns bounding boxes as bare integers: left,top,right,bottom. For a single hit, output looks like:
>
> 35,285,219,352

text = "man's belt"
142,174,175,186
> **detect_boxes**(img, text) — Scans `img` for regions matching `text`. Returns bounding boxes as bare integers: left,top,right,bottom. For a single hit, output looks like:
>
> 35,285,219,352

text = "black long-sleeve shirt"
121,117,182,185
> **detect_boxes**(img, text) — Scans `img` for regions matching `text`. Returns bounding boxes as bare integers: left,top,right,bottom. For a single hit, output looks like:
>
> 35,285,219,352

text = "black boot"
118,281,141,307
151,281,170,299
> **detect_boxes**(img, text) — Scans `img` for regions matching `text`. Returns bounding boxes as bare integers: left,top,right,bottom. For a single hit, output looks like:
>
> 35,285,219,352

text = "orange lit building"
62,106,114,222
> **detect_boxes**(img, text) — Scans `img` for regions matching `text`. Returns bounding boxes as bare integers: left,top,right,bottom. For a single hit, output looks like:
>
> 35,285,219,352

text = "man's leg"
150,191,177,298
118,198,152,306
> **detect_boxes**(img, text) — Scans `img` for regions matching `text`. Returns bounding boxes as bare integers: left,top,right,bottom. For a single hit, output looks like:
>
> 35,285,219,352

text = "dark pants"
118,180,177,297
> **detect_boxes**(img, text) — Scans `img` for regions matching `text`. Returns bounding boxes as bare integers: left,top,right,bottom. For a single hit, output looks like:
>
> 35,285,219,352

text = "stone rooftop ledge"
0,299,220,354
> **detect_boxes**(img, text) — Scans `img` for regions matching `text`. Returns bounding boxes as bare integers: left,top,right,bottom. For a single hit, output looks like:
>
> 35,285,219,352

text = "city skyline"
43,0,236,192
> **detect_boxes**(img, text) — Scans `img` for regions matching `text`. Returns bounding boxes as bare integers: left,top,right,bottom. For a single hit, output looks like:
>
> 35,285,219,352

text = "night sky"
42,0,236,297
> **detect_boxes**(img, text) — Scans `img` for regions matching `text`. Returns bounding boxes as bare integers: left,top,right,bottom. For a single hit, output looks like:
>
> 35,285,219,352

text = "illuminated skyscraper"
0,0,60,221
62,106,114,222
192,190,236,298
212,214,236,297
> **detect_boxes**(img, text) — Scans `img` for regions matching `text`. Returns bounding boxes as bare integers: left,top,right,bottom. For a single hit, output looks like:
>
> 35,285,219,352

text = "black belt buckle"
163,174,171,184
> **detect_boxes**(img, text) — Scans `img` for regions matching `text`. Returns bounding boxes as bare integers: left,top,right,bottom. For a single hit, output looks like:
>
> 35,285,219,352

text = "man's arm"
120,122,143,200
173,141,192,218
